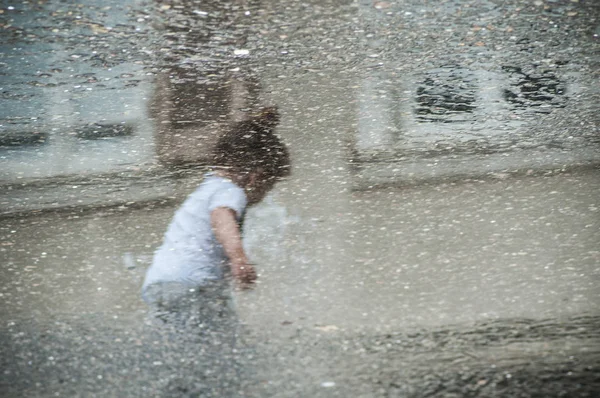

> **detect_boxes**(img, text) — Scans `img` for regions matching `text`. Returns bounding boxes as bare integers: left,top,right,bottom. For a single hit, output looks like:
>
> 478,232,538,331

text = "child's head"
213,107,290,203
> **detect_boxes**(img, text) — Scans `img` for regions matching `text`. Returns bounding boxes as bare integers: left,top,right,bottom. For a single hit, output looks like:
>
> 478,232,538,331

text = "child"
141,107,290,328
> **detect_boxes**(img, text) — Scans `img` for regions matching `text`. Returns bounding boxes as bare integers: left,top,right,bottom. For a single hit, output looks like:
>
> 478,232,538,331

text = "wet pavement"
1,0,600,397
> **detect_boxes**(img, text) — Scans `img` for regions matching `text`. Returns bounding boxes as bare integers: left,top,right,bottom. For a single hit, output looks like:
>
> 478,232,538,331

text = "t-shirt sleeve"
207,183,247,219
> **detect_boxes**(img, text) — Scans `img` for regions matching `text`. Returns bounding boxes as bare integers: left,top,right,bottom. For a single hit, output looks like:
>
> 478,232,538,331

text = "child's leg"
143,281,200,327
142,282,246,396
143,280,239,336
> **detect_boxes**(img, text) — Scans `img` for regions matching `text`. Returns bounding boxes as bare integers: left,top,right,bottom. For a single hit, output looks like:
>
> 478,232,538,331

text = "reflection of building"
0,0,264,183
151,67,260,167
350,60,594,189
0,0,270,215
0,0,155,182
354,65,507,157
349,0,600,191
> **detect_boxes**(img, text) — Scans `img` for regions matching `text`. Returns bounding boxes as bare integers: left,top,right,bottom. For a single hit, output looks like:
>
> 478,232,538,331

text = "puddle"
1,0,599,396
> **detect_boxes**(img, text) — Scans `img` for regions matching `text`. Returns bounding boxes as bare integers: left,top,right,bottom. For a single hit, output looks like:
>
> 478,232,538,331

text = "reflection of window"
502,65,566,112
415,65,477,123
75,123,134,140
0,131,47,147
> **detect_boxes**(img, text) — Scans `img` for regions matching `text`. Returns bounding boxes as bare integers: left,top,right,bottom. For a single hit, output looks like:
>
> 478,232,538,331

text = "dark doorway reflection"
151,67,261,167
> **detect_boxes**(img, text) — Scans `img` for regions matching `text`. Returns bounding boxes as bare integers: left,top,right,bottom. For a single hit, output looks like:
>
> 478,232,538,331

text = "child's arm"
210,207,257,287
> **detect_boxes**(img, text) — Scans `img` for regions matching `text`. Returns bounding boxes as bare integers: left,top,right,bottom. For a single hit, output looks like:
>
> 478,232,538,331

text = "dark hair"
213,107,291,179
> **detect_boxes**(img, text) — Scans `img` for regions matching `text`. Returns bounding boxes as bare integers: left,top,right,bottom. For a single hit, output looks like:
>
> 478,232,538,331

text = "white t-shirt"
142,174,247,292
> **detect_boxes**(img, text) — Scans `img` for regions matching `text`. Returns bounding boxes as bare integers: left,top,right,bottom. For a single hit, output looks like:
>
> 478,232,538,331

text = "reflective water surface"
1,0,599,396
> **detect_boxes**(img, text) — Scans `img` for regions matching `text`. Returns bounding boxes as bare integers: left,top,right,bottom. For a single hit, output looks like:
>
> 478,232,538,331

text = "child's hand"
231,261,257,289
211,207,257,289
